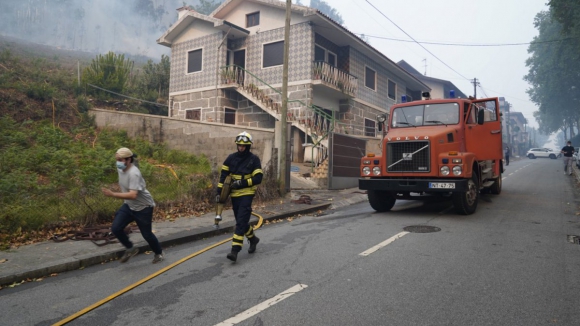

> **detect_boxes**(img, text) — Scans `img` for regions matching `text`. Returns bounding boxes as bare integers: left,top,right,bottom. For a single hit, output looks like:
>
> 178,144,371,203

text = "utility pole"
279,0,291,195
506,102,512,149
471,78,479,98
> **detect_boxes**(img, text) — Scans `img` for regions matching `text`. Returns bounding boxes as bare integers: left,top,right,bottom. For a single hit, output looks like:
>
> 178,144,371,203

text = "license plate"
429,182,455,189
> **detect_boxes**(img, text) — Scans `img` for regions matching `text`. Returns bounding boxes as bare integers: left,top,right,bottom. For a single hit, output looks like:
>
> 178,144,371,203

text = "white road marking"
509,173,514,176
214,284,308,326
359,232,409,256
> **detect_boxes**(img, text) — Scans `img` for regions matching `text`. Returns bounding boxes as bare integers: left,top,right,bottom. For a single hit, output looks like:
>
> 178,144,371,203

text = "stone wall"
89,109,275,167
338,98,387,137
170,88,277,129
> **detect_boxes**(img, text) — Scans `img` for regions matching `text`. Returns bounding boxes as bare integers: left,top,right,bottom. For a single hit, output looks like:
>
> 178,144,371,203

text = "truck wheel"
452,174,479,215
489,174,502,195
368,190,396,212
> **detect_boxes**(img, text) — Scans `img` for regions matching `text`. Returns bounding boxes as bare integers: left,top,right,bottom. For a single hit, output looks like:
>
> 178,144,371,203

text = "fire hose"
53,184,263,326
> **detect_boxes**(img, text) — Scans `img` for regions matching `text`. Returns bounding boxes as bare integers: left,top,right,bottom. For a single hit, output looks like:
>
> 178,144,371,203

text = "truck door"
464,98,503,160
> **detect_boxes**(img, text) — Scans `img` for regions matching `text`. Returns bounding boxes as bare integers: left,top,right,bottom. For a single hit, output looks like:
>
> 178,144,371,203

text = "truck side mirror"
477,108,485,125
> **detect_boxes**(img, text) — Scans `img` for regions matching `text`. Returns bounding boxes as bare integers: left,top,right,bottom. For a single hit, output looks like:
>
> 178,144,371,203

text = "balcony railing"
219,65,372,138
312,61,357,96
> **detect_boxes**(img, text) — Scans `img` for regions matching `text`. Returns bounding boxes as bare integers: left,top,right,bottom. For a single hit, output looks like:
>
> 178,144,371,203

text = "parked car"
574,148,580,168
526,148,558,159
544,148,562,158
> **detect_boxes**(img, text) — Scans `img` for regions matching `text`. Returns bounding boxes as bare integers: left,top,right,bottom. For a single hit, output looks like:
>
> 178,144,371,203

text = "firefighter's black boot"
248,236,260,253
227,250,238,262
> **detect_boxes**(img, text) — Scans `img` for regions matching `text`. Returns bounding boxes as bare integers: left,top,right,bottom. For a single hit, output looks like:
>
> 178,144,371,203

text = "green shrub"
25,82,56,101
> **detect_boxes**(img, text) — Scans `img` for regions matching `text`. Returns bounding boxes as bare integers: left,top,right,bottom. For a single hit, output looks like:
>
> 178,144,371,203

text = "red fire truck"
359,92,503,215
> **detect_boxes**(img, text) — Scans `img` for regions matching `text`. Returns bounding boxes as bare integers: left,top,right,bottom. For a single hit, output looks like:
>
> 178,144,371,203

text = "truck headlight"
363,166,371,175
452,165,462,176
372,166,381,175
440,166,450,176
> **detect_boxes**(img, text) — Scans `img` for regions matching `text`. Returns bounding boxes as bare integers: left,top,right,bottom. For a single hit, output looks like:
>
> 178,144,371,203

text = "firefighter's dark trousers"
231,195,256,252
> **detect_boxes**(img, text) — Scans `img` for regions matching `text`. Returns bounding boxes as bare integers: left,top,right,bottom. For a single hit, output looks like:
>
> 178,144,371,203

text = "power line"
87,84,168,107
348,33,578,47
364,0,471,82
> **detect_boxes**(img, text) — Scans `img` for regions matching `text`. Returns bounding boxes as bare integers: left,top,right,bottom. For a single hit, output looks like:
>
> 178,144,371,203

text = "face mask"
116,161,127,170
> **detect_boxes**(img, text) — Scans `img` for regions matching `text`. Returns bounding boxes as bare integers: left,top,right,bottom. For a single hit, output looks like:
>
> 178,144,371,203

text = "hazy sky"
319,0,549,129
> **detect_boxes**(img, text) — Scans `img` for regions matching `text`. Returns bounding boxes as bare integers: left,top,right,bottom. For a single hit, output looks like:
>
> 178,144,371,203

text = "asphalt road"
2,157,580,325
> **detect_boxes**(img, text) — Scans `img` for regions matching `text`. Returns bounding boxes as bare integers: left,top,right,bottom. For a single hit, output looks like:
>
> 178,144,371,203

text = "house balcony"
312,61,357,97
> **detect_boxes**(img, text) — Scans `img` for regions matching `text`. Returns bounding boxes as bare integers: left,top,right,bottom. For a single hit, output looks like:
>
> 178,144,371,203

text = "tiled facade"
170,33,225,93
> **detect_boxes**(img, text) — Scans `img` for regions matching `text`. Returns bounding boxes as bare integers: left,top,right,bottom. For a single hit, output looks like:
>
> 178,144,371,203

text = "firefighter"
217,131,263,262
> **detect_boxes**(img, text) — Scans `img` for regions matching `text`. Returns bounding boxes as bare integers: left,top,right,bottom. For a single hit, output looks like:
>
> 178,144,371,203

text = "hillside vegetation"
0,36,279,250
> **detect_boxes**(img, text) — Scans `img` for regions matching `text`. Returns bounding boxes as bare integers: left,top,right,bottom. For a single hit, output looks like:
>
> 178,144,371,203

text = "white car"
526,148,558,159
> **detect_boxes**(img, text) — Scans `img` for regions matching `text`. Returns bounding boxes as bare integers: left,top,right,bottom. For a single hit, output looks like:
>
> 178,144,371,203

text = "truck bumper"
359,178,469,192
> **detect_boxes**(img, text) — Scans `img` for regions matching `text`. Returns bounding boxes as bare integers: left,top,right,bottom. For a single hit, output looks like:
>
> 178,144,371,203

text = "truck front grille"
387,141,430,172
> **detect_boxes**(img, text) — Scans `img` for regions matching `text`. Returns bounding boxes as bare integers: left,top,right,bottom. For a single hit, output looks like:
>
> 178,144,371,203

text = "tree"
309,0,344,25
82,52,134,97
549,0,580,35
192,0,222,15
134,0,167,31
524,10,580,136
136,54,170,115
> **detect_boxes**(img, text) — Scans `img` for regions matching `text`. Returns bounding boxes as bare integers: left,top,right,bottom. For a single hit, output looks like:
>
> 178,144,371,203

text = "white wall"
173,19,219,44
221,2,309,34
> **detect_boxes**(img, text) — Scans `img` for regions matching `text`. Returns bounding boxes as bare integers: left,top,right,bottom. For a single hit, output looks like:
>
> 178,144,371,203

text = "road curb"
0,202,332,287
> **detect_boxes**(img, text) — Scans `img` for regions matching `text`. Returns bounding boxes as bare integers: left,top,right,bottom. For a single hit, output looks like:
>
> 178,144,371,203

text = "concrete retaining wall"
89,109,275,166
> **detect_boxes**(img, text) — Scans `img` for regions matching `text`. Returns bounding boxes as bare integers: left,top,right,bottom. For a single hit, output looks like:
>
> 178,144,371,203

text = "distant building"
397,60,468,99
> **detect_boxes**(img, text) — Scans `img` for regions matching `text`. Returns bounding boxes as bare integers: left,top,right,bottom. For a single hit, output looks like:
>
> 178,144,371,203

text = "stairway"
311,158,329,187
222,65,333,143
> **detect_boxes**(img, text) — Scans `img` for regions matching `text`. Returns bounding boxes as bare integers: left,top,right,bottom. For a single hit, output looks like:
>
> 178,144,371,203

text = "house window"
365,66,376,91
365,118,376,137
388,80,396,100
315,45,325,62
314,45,336,67
327,52,336,67
263,41,284,68
246,12,260,27
187,49,202,73
186,109,201,120
224,108,236,124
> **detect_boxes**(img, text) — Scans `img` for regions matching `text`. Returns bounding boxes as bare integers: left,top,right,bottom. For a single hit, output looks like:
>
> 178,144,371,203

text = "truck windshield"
391,103,460,128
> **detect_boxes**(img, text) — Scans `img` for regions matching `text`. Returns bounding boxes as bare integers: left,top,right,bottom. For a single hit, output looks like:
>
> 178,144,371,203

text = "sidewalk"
0,187,368,287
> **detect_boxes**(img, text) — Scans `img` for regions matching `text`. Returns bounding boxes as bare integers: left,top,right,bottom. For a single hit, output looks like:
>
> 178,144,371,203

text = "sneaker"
227,251,238,262
248,237,260,254
119,247,139,263
152,253,164,264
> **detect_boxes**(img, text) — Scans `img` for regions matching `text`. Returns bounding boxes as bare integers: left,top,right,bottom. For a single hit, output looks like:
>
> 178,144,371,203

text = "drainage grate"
567,235,580,245
403,225,441,233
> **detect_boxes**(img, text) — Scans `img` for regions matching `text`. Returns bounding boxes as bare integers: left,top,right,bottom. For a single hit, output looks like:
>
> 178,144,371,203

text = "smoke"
0,0,197,59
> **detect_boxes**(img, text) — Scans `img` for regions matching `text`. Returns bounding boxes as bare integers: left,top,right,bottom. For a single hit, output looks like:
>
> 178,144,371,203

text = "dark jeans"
505,156,509,165
232,195,254,236
112,204,162,255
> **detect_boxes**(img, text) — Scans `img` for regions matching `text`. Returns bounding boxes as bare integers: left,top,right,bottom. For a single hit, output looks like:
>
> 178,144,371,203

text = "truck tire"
452,173,479,215
368,190,396,212
489,174,502,195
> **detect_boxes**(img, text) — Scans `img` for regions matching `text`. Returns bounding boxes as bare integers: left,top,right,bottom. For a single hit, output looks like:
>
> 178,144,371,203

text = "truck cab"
359,93,503,215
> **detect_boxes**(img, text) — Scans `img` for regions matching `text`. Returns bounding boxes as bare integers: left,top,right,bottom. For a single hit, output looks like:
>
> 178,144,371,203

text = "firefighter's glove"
215,194,221,204
231,180,243,189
